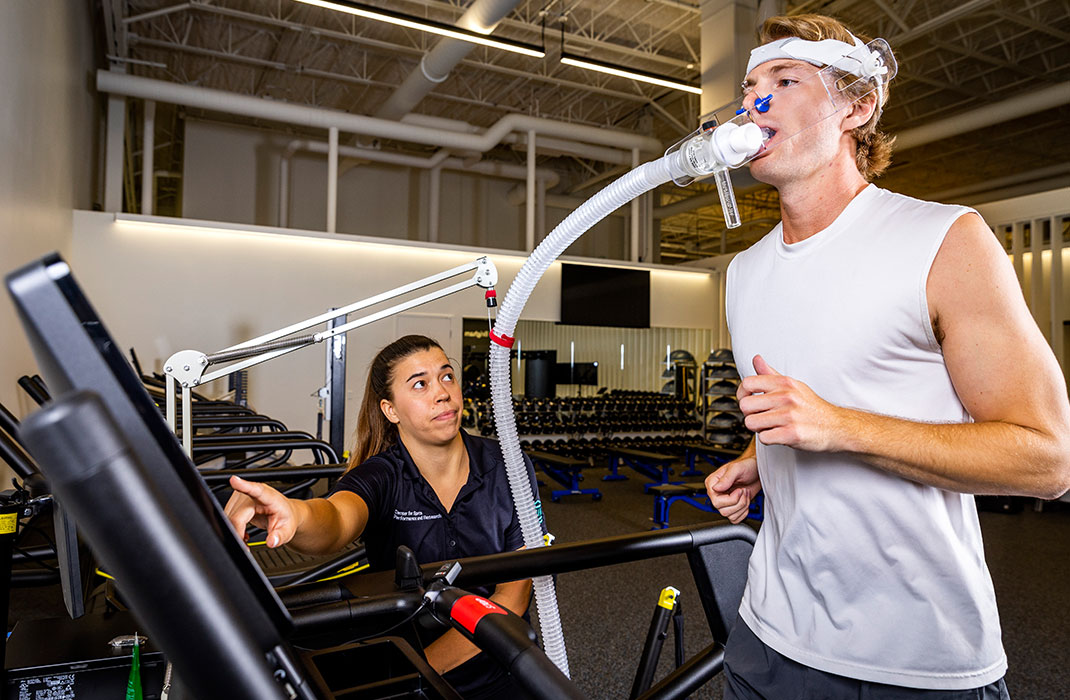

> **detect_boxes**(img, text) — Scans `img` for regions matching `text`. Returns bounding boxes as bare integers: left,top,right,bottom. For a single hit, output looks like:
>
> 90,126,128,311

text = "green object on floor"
125,636,142,700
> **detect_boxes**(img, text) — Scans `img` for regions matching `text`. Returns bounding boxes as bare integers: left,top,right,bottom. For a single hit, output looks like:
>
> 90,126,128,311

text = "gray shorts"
723,619,1010,700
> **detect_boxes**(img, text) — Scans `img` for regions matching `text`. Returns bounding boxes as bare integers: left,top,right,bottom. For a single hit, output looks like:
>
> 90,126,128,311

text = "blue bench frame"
605,447,682,492
684,443,741,473
527,450,602,502
650,483,764,529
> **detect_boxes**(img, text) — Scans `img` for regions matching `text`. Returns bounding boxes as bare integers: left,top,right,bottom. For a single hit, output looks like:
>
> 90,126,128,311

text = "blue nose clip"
735,94,772,115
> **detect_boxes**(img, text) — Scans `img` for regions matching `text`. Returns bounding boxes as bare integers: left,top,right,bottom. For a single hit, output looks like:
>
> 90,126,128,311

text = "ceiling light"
294,0,546,58
560,52,701,95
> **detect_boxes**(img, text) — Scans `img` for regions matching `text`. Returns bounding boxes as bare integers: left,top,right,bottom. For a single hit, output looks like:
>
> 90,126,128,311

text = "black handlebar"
427,586,584,700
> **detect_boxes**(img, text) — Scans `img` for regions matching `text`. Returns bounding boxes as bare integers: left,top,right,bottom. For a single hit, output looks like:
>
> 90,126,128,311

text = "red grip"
451,594,508,634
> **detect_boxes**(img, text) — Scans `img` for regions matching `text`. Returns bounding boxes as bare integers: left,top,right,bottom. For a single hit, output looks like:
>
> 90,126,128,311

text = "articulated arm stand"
163,257,498,456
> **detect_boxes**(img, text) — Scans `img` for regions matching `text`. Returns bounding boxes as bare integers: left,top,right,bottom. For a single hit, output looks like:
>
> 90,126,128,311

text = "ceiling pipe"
506,132,634,167
895,82,1070,151
375,0,525,121
402,113,636,165
96,71,662,157
401,113,482,134
505,187,628,218
926,162,1070,203
287,139,560,186
401,113,634,164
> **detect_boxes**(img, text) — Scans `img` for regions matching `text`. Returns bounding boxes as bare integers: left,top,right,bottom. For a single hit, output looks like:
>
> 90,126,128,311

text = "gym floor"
8,463,1069,699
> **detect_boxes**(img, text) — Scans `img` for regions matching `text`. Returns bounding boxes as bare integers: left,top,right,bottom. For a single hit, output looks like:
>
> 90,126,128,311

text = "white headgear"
746,35,889,105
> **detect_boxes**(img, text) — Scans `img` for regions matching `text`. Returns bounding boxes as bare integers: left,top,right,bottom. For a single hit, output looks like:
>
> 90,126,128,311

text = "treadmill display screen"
5,254,293,641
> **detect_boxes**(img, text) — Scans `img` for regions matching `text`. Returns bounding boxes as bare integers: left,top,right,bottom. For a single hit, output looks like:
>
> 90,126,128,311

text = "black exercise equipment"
10,254,302,699
6,254,589,698
630,587,682,698
8,254,759,699
16,375,49,406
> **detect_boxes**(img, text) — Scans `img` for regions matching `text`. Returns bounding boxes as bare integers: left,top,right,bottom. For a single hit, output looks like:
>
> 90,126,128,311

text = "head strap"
747,34,888,104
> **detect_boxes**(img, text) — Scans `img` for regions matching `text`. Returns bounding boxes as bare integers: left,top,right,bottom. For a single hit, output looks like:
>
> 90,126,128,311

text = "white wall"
511,321,718,395
0,2,98,467
69,212,718,457
977,187,1070,385
182,119,627,258
974,187,1070,226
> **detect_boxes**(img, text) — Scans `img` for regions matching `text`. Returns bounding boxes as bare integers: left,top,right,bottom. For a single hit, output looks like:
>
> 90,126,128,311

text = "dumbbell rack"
700,353,746,447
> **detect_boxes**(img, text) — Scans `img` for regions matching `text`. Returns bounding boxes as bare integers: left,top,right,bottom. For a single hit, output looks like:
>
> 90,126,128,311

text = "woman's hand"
223,475,299,548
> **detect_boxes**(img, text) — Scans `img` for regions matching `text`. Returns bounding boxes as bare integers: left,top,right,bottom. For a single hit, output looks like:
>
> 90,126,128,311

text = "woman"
224,335,540,698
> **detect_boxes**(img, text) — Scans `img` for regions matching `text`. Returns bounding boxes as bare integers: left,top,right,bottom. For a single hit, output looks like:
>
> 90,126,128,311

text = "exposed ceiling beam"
130,33,668,116
925,162,1070,202
399,0,695,70
895,82,1070,151
992,8,1070,45
888,0,1000,46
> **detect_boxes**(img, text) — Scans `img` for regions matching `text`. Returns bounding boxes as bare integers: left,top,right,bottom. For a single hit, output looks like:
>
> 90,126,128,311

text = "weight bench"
649,482,764,529
527,449,601,502
683,442,742,475
605,447,681,492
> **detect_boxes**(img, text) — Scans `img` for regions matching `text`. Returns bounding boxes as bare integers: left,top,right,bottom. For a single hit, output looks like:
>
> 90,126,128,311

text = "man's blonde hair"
758,14,895,180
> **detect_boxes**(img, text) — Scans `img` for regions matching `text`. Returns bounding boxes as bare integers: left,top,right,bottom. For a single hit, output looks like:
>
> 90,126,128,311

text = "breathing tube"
490,35,896,675
487,122,766,674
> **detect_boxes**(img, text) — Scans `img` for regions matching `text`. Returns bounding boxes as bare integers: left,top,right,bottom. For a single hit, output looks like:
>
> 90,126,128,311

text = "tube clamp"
489,330,515,348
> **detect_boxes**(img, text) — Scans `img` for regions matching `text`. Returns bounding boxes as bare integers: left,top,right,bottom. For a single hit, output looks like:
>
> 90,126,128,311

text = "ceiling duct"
96,71,662,156
375,0,525,121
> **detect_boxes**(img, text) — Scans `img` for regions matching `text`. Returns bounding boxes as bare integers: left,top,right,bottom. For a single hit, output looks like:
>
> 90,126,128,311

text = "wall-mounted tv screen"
559,263,650,328
554,362,598,386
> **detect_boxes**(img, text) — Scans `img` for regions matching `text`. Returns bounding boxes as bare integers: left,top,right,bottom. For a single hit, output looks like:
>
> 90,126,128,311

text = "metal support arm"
164,256,497,455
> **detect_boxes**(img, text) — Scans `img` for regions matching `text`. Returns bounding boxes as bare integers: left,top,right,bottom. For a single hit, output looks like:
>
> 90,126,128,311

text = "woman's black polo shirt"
330,430,542,591
329,431,542,698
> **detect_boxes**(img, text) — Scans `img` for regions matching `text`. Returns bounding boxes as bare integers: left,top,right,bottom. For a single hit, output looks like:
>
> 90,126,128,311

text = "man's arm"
738,213,1070,499
422,577,533,674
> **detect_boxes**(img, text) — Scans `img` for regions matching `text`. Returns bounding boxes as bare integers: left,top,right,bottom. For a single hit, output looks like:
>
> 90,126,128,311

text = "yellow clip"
0,513,17,535
657,586,680,610
543,533,555,546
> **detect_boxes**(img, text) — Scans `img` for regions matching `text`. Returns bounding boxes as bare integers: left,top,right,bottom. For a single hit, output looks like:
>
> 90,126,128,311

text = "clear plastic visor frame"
666,37,897,187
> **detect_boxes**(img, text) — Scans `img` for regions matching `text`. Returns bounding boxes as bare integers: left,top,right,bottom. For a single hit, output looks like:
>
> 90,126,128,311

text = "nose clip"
735,94,772,116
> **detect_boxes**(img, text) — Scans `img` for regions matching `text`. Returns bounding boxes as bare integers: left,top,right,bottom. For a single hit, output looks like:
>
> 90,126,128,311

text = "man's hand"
706,455,760,524
223,475,300,548
738,355,844,452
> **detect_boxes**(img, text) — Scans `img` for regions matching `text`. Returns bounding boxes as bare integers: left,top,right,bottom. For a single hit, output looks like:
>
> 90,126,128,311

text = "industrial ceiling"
98,0,1070,262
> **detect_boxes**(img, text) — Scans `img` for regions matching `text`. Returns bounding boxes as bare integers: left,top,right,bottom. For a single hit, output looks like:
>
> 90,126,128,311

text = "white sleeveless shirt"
727,184,1006,689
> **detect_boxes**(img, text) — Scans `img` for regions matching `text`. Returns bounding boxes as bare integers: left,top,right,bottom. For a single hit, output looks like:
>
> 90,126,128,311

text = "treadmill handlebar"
427,583,584,700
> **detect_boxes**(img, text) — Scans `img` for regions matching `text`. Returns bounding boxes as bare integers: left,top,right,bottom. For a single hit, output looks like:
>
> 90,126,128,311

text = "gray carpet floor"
7,463,1069,699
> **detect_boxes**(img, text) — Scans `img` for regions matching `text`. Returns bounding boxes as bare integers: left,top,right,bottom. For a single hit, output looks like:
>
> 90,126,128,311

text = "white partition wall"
512,322,718,396
67,211,719,452
976,187,1070,386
